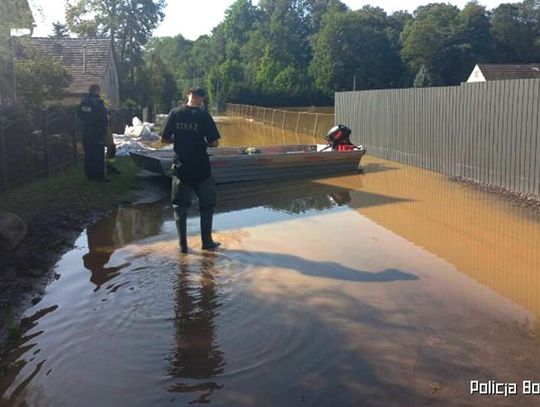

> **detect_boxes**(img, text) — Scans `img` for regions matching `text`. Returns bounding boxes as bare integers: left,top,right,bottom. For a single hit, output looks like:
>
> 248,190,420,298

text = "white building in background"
467,64,540,83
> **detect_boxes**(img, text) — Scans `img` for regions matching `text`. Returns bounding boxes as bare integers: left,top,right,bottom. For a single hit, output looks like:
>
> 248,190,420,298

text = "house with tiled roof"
14,37,120,108
467,64,540,83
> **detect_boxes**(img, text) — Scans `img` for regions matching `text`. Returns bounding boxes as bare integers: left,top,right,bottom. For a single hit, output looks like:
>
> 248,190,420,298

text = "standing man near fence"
78,84,110,182
161,87,221,253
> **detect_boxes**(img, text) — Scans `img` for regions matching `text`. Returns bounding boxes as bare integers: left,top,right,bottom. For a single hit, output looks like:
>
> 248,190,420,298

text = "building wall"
100,57,119,108
467,65,486,83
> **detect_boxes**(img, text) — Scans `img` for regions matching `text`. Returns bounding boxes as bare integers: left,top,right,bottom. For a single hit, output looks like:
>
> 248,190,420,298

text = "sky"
30,0,516,39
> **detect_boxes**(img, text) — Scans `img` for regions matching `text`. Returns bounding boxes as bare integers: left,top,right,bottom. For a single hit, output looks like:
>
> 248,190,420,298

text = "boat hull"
129,145,366,184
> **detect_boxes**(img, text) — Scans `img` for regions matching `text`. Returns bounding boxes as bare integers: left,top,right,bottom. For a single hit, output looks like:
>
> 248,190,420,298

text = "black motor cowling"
325,124,352,148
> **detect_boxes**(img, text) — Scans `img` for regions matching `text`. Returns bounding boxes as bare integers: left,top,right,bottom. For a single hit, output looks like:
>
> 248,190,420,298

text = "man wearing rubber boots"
161,87,221,253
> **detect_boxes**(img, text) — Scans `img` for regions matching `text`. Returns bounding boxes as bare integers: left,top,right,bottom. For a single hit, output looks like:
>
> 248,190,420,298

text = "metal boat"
129,144,366,184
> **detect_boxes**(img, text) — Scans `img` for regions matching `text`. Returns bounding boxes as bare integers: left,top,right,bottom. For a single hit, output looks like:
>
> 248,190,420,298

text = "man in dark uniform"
161,87,221,253
78,84,110,182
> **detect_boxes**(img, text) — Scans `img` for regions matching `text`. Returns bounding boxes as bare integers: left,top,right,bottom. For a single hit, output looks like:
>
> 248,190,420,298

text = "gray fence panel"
336,79,540,196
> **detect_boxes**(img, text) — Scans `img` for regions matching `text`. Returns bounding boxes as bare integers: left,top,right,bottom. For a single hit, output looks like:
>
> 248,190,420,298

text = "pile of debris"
113,117,161,156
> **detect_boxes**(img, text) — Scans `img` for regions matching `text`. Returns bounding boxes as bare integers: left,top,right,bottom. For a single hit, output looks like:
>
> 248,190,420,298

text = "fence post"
72,110,78,162
43,109,50,173
313,113,319,137
271,109,276,127
0,116,7,191
295,112,301,133
282,111,287,130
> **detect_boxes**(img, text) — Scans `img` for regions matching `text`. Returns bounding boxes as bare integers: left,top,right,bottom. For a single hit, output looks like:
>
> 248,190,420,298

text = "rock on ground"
0,212,27,250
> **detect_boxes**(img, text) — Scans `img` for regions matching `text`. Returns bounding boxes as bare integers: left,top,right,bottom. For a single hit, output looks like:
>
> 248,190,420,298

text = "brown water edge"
1,160,540,406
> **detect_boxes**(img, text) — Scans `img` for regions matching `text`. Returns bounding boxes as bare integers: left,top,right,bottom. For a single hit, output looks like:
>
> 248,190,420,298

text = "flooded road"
2,119,540,406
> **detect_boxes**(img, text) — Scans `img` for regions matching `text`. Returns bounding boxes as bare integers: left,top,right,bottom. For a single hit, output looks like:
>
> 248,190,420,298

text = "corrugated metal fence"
336,79,540,196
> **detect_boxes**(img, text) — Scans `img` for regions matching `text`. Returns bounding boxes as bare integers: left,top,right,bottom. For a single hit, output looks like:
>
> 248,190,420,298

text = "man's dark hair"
89,84,101,94
188,86,206,97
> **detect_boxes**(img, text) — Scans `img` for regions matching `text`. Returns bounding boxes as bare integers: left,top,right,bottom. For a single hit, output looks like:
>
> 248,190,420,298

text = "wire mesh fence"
0,106,77,191
226,103,335,139
0,106,140,192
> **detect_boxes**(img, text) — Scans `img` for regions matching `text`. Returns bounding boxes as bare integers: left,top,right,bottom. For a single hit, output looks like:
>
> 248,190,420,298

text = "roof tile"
477,64,540,81
13,37,114,95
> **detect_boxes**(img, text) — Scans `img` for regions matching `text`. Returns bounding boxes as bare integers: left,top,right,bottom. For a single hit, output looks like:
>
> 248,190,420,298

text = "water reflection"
266,193,340,215
215,180,357,217
82,206,165,290
0,305,57,406
331,156,540,320
168,254,225,403
3,153,540,406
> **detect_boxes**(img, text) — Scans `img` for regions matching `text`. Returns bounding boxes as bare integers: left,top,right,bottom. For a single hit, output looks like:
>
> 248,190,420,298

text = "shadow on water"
82,205,166,290
225,250,419,283
0,305,57,406
361,162,400,174
167,253,225,404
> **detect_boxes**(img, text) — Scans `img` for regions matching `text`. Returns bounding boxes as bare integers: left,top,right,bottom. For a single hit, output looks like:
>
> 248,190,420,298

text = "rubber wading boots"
176,216,188,253
201,210,221,250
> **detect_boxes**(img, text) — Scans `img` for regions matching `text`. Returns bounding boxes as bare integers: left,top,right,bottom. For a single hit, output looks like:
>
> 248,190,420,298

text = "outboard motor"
325,124,357,151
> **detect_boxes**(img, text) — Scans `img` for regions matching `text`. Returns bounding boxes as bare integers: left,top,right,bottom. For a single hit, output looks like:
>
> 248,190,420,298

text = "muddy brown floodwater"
1,117,540,406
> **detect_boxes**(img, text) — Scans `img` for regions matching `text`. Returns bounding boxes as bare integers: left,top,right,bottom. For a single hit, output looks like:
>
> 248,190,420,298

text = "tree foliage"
15,52,72,107
491,0,540,62
310,6,408,95
65,0,165,102
58,0,540,110
51,22,69,38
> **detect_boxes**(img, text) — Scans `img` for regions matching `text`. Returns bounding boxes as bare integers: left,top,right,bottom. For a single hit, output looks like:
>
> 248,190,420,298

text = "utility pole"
353,75,356,91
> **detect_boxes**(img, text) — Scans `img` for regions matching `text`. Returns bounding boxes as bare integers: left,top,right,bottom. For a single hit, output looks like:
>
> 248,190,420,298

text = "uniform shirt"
161,105,221,185
78,93,108,130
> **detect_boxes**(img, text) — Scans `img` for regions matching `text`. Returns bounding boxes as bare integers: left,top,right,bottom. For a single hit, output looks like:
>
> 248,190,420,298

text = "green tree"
221,0,258,59
66,0,165,100
413,65,437,87
148,54,178,113
305,0,348,33
0,0,34,34
310,6,404,95
15,52,72,106
51,22,69,38
490,0,540,62
401,3,462,85
455,2,494,78
0,0,35,103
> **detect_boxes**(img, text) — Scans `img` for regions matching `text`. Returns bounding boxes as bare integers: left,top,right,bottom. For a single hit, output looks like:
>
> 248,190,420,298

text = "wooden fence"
336,79,540,196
